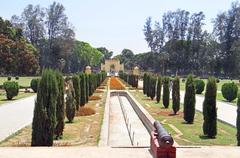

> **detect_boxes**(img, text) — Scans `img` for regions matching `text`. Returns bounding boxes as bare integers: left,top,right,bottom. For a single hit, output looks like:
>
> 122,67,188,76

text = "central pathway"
0,95,35,142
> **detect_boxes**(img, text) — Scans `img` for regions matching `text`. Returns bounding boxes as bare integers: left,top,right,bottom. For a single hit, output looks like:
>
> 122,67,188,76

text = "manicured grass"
0,79,108,146
0,76,39,88
0,91,34,105
131,90,237,146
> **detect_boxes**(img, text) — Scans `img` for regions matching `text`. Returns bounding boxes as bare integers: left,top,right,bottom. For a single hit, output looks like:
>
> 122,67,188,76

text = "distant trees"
0,18,39,75
184,75,196,124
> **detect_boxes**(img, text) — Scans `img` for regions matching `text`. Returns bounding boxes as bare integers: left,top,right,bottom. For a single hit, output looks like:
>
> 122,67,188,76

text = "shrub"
182,78,185,83
156,76,162,103
172,76,180,114
15,76,19,80
7,76,11,81
216,78,220,83
72,75,80,110
237,94,240,146
30,78,40,93
195,79,205,94
221,82,238,102
3,81,19,100
76,106,96,116
31,69,58,146
143,73,147,95
163,77,170,108
183,74,196,124
55,71,65,139
203,77,217,138
66,80,76,123
85,74,89,103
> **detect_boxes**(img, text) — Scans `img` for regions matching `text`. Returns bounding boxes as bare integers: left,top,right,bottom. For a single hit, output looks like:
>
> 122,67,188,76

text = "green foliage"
149,76,156,100
31,69,58,146
194,79,205,94
156,76,162,103
184,75,196,124
72,75,80,110
221,82,238,102
15,76,19,80
85,74,89,102
172,76,180,114
203,77,217,138
163,76,170,108
3,81,19,100
7,77,11,81
66,80,76,123
55,71,65,139
79,73,86,106
30,78,40,93
143,73,147,95
237,94,240,146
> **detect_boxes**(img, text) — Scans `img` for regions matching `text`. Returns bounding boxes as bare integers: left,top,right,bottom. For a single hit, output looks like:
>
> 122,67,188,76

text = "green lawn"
131,90,237,146
0,76,39,88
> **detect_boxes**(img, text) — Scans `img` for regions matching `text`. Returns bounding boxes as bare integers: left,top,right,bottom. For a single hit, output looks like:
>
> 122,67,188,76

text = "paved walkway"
180,91,237,127
0,95,36,142
0,146,240,158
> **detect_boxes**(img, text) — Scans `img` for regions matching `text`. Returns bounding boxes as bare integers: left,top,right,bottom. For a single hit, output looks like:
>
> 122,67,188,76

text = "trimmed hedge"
194,79,205,94
172,76,180,114
3,81,19,100
221,82,238,102
30,78,40,93
163,77,170,108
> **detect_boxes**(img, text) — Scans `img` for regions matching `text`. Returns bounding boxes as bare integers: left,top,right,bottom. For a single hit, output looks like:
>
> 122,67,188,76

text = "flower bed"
110,77,125,90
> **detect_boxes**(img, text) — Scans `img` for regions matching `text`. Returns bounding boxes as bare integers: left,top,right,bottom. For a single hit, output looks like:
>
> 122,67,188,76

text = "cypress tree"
55,71,65,139
150,77,156,100
146,74,151,97
85,74,89,103
31,69,58,146
163,77,170,108
183,75,196,124
237,94,240,146
172,76,180,115
72,75,80,110
203,77,217,138
79,73,86,106
143,73,147,95
156,76,162,103
66,80,76,123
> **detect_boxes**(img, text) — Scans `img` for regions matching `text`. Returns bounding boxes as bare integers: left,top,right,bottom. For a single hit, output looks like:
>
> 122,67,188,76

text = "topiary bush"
183,74,196,124
194,79,205,94
3,81,19,100
216,78,220,83
221,82,238,102
7,76,11,81
203,77,217,138
15,76,19,80
30,78,40,93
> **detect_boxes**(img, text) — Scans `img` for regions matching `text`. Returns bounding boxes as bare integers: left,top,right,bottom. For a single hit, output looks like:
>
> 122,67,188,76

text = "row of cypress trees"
119,72,138,88
31,69,107,146
143,73,219,139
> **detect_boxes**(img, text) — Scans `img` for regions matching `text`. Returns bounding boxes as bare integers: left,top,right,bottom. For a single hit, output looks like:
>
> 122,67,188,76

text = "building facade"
101,59,124,75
